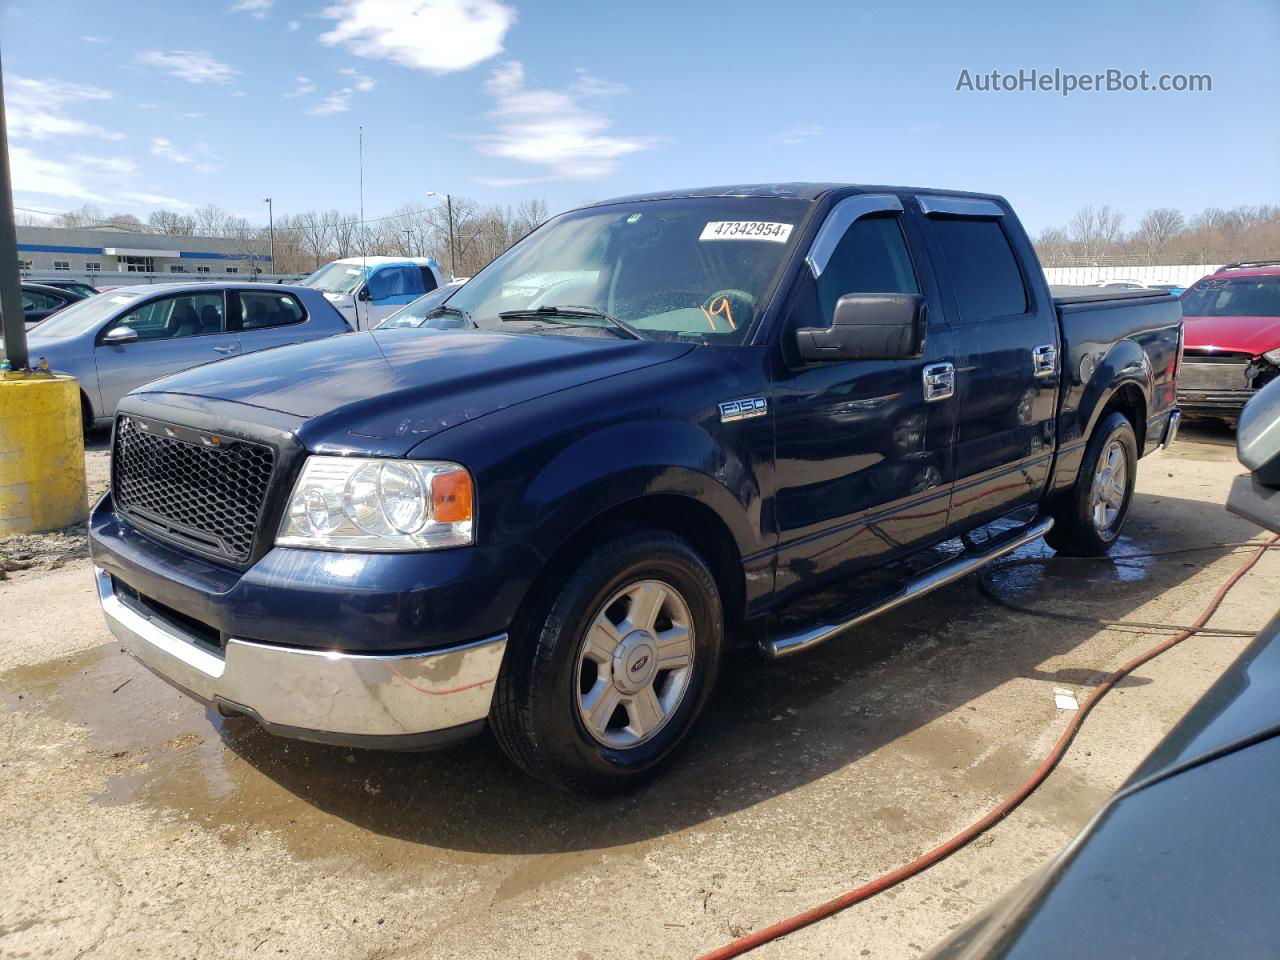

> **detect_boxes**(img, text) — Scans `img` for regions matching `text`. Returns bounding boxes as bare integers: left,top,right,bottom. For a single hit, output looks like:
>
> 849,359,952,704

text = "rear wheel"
1045,411,1138,556
490,528,723,795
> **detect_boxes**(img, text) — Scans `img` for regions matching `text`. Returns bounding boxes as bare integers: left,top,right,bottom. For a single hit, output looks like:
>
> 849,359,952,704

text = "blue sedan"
16,283,351,430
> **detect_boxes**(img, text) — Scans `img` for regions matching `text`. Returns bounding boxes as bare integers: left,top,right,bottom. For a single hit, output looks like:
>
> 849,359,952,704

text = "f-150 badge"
719,397,768,422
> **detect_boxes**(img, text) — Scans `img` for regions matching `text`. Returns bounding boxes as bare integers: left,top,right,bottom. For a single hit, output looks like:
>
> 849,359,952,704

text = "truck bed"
1050,286,1174,305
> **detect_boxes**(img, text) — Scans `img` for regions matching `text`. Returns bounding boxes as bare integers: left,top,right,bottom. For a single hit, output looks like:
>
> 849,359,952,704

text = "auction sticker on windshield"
699,221,793,243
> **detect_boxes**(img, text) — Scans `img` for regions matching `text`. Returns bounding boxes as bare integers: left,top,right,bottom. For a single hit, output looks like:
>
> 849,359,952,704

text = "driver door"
96,291,239,414
362,265,426,329
771,198,958,597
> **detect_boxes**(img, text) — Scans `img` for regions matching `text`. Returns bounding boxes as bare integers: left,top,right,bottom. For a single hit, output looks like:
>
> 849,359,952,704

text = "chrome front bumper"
95,567,506,748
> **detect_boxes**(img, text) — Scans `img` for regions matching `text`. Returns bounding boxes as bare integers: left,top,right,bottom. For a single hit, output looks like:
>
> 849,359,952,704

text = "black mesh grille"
113,417,275,563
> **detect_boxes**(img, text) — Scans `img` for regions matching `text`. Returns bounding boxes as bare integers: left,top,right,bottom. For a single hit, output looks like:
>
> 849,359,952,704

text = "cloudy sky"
1,0,1277,233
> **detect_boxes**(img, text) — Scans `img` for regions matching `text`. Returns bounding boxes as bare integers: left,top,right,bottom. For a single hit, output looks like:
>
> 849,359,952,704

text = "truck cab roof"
586,182,1008,207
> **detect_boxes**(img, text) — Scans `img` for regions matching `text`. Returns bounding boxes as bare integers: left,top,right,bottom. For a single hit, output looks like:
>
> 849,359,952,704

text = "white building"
17,225,269,278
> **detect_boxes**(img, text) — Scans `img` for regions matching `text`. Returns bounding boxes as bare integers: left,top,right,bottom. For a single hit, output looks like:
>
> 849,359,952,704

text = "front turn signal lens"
431,467,473,524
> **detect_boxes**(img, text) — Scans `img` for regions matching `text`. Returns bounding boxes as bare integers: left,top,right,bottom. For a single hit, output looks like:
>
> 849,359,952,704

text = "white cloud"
231,0,272,16
318,0,514,73
10,146,191,208
150,137,221,174
308,88,355,115
287,18,300,30
178,111,204,120
285,76,316,97
475,62,657,183
6,76,125,142
136,50,238,85
231,90,247,97
339,67,376,91
79,34,109,43
776,125,823,145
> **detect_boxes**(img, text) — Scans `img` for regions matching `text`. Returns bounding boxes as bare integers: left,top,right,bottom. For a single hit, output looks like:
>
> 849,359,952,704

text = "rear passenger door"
231,289,325,353
919,198,1060,528
95,291,238,414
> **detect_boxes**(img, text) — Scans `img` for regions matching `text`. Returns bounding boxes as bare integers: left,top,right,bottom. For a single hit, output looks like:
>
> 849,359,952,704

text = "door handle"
212,345,238,354
1032,343,1057,377
923,362,955,402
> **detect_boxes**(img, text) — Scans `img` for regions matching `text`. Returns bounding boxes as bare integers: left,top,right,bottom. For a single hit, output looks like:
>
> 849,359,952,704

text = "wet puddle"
0,643,668,890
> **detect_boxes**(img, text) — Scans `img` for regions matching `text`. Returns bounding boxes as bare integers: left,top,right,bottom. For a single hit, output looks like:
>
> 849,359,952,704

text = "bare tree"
1069,205,1126,259
1132,208,1185,261
194,203,234,237
106,213,144,230
325,210,360,259
515,198,549,235
148,209,198,235
290,211,334,270
53,204,106,228
1033,227,1073,265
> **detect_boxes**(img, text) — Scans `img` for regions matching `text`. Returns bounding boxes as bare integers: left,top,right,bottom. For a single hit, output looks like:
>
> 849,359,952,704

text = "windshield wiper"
497,305,644,340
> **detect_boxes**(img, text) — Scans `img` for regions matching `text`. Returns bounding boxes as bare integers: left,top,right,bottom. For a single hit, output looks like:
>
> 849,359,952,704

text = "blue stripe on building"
17,243,104,254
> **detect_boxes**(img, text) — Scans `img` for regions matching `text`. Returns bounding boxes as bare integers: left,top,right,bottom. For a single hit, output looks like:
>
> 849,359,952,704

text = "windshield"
375,285,464,329
446,197,810,344
29,291,142,338
1181,275,1280,318
301,262,366,295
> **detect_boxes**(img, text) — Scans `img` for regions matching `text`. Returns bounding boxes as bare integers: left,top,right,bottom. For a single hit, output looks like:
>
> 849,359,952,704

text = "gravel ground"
1,423,1276,960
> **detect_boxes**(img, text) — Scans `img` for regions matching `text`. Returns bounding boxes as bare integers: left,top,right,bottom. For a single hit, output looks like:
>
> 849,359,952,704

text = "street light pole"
0,51,28,371
263,197,274,275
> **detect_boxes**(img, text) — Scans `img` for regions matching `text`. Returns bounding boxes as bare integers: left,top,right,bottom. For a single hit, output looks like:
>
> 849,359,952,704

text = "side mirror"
1238,376,1280,487
102,326,139,345
357,287,371,302
795,293,925,363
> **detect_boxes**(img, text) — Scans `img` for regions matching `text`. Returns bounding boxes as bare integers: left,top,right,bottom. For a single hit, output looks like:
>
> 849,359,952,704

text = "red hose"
696,534,1280,960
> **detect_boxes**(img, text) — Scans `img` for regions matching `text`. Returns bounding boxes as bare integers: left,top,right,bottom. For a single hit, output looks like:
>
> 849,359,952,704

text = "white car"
299,256,449,330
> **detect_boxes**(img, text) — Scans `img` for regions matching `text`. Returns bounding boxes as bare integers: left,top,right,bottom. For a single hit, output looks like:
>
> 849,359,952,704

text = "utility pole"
0,51,28,371
403,228,413,257
446,193,455,278
263,197,275,275
426,191,456,278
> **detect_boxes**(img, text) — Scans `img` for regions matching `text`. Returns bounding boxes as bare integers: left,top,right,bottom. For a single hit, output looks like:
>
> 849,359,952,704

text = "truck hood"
1183,314,1280,356
137,329,694,455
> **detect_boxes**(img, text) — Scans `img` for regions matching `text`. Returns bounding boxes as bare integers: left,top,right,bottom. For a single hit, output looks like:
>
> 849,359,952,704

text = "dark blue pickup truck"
89,184,1183,794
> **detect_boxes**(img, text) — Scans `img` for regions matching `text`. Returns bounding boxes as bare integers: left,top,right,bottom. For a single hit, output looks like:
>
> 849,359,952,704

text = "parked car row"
21,281,84,328
23,283,351,429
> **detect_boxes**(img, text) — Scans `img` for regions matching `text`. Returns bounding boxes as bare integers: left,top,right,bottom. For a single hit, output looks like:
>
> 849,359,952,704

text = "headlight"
277,456,473,551
1264,348,1280,365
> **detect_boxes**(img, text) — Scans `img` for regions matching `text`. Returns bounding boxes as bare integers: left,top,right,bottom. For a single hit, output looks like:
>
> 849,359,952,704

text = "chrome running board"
763,517,1054,659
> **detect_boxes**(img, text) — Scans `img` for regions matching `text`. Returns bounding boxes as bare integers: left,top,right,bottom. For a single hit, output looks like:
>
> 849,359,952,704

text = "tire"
490,528,723,795
1045,411,1138,557
80,393,94,434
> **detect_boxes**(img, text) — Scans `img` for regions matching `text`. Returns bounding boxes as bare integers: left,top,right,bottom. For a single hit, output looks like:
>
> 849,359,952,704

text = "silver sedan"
15,282,351,429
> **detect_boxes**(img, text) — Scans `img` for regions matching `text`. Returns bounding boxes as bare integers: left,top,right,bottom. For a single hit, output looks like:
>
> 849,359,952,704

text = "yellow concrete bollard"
0,373,88,534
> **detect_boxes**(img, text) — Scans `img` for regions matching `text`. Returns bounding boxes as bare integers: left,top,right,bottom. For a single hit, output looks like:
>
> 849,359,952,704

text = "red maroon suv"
1178,262,1280,422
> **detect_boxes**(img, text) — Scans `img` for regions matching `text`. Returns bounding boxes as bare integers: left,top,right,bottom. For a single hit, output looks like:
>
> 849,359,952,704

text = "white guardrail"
1042,264,1224,287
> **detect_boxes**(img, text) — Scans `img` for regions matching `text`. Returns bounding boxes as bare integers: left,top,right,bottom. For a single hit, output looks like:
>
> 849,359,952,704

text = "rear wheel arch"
1100,380,1149,450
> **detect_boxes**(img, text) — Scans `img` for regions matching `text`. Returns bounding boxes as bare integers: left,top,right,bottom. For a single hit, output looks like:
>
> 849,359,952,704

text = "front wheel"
490,529,723,795
1045,411,1138,556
